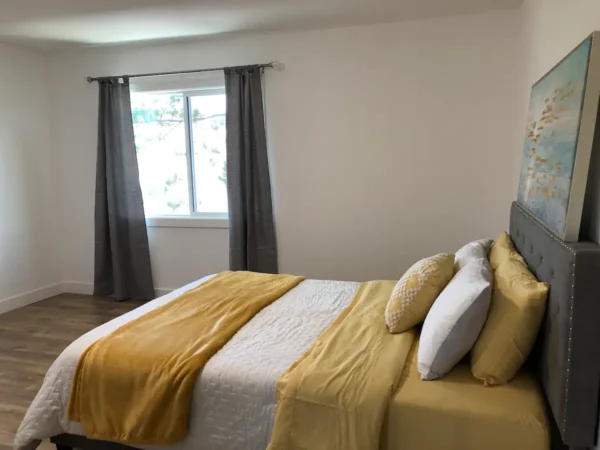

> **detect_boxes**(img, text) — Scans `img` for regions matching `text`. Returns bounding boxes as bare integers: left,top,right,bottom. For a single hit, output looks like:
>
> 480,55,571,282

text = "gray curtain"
94,77,155,301
225,66,278,273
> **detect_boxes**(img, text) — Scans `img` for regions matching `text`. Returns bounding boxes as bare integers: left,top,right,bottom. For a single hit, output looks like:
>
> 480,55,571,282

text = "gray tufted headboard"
509,202,600,448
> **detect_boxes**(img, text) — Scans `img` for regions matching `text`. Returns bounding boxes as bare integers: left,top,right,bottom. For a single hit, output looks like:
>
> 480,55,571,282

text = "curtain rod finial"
87,77,94,83
271,61,285,71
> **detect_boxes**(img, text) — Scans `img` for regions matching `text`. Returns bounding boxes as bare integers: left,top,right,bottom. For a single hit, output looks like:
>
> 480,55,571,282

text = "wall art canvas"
517,33,600,241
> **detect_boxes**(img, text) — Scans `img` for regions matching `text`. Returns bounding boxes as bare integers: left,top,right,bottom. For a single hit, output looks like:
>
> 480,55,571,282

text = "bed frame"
50,202,600,450
509,202,600,450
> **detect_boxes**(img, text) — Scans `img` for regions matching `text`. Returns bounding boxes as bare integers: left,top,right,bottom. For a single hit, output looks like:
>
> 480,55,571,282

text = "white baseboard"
61,281,94,295
0,282,175,315
0,283,63,315
60,282,172,297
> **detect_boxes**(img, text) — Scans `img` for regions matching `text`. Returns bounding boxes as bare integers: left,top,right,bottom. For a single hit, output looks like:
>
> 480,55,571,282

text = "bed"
383,336,550,450
14,202,600,450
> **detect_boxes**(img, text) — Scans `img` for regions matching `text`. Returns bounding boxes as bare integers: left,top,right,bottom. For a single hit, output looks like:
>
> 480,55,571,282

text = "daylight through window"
131,89,227,217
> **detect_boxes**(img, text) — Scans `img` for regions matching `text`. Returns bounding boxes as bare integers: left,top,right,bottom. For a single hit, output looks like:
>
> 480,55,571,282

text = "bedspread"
15,276,360,450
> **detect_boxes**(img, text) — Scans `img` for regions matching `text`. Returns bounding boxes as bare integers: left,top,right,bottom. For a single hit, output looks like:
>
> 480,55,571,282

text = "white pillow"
454,239,493,272
418,258,493,381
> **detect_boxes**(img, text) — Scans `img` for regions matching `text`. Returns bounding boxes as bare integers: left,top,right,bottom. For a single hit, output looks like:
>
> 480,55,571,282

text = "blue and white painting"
517,37,592,237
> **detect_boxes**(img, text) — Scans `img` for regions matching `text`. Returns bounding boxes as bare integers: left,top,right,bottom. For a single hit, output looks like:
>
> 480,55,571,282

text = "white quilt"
14,276,359,450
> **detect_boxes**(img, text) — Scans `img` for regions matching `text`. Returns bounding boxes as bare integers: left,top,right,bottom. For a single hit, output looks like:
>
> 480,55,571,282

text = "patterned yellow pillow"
385,254,455,334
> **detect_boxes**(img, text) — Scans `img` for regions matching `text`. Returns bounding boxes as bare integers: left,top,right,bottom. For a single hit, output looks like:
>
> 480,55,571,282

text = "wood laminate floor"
0,294,145,450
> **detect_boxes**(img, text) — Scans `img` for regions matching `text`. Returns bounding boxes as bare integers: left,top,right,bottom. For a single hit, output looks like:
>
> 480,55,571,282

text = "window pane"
190,94,228,213
131,92,190,216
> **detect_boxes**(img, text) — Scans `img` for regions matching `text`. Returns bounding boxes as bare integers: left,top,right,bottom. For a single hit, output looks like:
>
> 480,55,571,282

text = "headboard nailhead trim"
513,203,576,434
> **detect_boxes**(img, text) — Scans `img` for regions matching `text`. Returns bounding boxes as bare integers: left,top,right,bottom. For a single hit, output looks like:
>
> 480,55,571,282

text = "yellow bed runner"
269,280,416,450
68,271,305,445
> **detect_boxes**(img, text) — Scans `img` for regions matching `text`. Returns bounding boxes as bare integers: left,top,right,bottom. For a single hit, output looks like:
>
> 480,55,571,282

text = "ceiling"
0,0,522,50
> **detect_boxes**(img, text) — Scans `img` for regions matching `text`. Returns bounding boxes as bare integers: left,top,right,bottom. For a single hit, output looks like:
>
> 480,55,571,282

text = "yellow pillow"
471,258,548,385
489,232,525,271
385,254,454,334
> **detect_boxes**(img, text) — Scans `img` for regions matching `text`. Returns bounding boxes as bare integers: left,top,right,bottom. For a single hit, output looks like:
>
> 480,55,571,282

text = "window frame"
183,88,227,220
133,86,229,228
145,215,228,229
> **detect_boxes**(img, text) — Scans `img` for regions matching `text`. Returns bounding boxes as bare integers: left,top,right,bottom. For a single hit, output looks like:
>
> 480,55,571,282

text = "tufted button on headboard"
509,202,600,448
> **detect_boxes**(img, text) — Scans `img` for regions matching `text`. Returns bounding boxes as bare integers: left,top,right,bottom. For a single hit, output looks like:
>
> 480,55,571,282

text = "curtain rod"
86,61,277,83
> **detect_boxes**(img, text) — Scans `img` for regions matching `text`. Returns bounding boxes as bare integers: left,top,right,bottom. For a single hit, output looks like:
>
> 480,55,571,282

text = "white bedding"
14,276,359,450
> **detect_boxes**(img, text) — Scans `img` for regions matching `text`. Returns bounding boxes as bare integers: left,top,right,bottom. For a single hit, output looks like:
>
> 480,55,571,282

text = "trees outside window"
131,89,227,217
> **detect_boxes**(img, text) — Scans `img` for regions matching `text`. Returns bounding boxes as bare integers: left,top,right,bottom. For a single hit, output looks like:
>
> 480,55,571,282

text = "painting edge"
563,32,600,241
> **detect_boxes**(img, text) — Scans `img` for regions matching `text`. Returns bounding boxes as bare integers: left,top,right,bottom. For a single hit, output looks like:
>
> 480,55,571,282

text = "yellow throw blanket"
68,271,305,445
268,280,416,450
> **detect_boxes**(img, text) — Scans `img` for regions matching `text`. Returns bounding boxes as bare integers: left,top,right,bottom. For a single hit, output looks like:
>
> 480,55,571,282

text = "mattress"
14,276,360,450
382,337,551,450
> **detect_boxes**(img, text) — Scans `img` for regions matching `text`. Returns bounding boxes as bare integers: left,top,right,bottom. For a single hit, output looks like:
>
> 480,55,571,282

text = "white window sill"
146,216,229,229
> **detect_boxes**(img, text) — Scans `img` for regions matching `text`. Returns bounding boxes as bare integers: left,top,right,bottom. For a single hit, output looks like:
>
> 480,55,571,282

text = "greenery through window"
131,89,227,217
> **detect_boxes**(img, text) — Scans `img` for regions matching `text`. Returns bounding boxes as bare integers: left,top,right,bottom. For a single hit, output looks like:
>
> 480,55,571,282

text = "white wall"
521,0,600,83
47,10,523,290
0,43,60,312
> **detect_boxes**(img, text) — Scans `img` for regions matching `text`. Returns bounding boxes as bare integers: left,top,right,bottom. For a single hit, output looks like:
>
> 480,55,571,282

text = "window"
131,88,227,220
